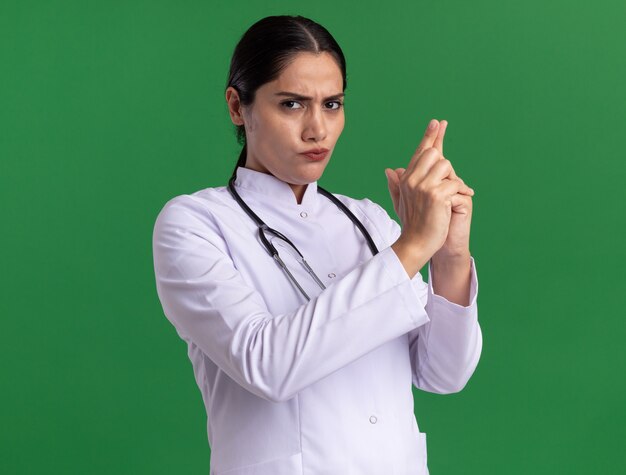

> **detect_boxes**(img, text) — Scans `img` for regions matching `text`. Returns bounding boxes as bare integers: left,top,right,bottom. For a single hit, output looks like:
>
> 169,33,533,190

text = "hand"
385,119,474,260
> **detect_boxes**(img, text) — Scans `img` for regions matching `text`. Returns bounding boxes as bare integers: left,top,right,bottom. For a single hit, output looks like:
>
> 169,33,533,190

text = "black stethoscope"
227,170,379,301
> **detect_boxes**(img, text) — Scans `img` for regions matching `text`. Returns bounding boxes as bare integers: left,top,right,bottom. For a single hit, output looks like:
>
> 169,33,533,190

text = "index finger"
406,119,440,174
433,120,447,155
413,119,439,158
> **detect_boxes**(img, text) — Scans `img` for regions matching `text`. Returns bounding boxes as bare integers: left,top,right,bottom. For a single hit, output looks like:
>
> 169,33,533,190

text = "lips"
301,148,329,161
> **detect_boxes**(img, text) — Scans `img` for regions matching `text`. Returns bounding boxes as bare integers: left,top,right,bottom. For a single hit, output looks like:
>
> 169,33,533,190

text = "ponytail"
231,143,247,180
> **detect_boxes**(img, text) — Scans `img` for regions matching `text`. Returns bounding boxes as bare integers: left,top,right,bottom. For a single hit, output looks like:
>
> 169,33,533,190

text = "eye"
281,100,303,110
326,101,344,110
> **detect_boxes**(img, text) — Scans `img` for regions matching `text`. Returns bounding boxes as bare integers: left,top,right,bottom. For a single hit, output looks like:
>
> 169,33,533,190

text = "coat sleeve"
364,199,482,394
152,195,432,403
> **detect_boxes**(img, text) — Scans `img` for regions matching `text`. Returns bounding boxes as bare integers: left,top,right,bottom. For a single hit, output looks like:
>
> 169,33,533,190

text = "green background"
2,0,625,473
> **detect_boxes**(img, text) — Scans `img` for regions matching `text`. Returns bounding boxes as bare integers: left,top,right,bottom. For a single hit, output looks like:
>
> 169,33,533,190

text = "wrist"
430,251,472,306
432,245,471,264
431,250,471,275
391,235,430,279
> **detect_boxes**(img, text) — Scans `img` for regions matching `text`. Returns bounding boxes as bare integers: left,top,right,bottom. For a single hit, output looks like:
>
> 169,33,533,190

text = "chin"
300,163,328,182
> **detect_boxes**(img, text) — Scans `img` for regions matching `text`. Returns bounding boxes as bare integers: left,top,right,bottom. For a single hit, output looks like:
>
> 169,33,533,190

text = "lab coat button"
369,415,377,424
300,211,308,218
328,272,336,278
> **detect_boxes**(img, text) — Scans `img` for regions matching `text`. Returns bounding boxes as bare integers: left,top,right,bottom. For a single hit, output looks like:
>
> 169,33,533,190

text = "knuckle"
430,187,445,201
418,147,434,160
403,174,417,187
417,183,432,197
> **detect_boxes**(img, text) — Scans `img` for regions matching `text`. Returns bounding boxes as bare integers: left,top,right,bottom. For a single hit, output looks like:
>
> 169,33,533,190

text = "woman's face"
226,52,345,202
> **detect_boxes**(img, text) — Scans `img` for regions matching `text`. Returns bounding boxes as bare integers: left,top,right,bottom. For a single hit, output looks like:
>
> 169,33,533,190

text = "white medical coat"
152,166,482,475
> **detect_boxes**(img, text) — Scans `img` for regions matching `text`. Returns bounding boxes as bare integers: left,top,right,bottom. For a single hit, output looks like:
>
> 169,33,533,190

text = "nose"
302,105,327,143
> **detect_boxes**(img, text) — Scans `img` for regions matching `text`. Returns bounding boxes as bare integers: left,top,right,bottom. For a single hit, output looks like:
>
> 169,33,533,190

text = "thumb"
385,168,400,209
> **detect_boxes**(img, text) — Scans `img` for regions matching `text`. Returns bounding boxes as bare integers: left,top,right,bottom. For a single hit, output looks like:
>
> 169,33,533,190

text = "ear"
225,87,245,126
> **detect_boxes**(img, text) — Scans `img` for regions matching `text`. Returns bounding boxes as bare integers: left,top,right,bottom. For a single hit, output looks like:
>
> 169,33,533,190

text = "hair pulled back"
226,15,347,179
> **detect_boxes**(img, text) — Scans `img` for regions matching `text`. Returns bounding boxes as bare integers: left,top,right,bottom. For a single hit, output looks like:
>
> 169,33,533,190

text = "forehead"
267,52,343,94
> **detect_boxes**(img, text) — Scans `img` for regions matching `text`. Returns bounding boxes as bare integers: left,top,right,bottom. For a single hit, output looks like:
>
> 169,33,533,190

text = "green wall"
2,0,625,473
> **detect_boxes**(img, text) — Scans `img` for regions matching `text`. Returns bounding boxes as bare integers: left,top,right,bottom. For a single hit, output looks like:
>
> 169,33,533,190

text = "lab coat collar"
233,166,319,208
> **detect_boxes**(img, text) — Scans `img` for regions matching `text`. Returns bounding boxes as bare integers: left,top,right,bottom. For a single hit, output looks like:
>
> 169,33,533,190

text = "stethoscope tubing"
227,172,379,301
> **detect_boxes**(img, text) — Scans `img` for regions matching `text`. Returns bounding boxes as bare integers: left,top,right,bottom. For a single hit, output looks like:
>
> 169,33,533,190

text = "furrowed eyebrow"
274,91,345,101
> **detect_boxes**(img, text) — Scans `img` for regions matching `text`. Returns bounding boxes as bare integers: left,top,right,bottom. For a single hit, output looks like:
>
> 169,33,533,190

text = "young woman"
153,14,481,475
